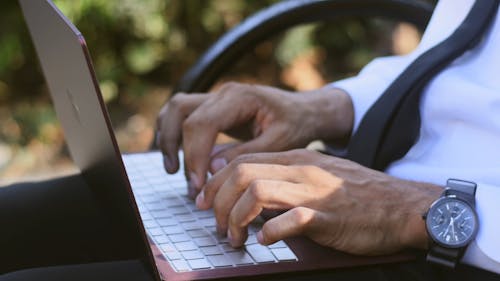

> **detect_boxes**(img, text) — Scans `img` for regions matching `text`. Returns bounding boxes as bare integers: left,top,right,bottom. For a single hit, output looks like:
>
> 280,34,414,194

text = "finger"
258,206,318,246
227,180,308,247
199,150,300,209
157,93,206,173
182,93,259,193
209,130,283,174
211,164,304,235
198,151,314,210
208,143,238,174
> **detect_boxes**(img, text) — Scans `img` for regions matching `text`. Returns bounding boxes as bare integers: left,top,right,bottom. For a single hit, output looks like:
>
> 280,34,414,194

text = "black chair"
174,0,435,94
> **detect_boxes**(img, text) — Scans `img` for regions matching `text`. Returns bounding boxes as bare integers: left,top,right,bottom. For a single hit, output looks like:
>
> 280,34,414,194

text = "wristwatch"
424,179,479,268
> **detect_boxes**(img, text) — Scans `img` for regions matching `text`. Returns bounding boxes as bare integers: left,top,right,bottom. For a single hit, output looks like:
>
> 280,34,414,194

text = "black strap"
346,0,499,171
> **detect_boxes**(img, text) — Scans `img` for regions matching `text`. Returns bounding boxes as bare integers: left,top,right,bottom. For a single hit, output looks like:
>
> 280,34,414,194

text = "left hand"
196,149,442,255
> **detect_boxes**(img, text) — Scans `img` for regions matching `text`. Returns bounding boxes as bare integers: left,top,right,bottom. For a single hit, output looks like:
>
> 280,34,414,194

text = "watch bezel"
425,196,478,249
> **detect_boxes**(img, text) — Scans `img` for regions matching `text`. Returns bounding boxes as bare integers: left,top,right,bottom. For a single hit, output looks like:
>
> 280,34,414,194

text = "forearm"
300,87,354,144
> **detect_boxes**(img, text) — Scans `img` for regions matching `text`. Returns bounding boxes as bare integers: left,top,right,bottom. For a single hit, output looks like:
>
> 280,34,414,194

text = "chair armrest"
174,0,434,93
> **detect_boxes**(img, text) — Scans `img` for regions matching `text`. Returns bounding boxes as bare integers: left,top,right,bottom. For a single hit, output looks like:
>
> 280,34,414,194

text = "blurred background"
0,0,432,185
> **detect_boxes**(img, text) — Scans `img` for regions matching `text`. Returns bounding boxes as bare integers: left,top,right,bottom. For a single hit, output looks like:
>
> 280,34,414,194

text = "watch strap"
426,179,477,268
444,179,477,206
427,241,464,268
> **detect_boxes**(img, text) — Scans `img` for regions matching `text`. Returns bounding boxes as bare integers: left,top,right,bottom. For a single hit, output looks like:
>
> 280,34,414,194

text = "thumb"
210,132,277,173
257,207,317,246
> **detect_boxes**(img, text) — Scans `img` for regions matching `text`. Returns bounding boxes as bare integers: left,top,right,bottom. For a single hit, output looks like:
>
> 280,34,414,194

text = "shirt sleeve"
462,182,500,273
324,54,416,134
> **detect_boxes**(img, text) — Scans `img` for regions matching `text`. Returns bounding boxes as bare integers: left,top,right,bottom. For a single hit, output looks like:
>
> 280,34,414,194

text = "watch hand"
450,217,456,239
455,208,466,220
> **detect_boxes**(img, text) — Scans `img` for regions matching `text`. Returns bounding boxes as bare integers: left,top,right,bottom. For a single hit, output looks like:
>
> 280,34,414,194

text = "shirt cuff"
325,55,413,135
462,182,500,273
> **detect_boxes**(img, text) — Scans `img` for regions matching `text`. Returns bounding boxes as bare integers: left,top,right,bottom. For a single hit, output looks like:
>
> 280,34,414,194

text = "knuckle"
182,115,203,133
233,163,252,184
301,165,322,179
218,81,241,92
247,180,266,201
169,93,185,107
233,154,252,165
291,207,315,227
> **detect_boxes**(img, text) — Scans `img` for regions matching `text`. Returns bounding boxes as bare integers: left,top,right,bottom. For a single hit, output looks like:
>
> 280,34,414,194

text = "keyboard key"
159,243,176,253
246,244,276,263
157,218,177,227
193,236,216,247
244,235,258,245
148,228,163,236
146,202,165,211
181,221,202,230
168,233,191,243
151,210,171,219
143,220,159,229
140,212,153,221
171,260,190,272
200,246,222,256
170,181,188,189
182,250,204,260
199,218,216,227
220,243,239,253
154,235,169,244
187,229,209,238
226,251,254,265
193,210,214,219
270,248,297,261
165,251,182,261
162,226,184,235
174,241,198,251
187,258,212,270
175,213,195,222
164,197,184,207
268,241,287,249
169,206,190,215
207,254,233,267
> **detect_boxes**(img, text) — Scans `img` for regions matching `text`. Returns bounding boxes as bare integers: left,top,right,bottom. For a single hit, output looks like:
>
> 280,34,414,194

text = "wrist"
399,181,442,250
301,87,354,143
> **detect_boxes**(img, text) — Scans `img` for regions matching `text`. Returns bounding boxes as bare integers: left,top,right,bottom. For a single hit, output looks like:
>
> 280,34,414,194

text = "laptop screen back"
18,0,159,279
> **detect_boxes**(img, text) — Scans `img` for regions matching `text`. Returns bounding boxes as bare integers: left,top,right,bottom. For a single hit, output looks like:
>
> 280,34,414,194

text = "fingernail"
210,158,227,172
227,229,233,245
189,172,200,190
195,190,204,208
217,225,225,236
155,132,161,147
257,231,265,244
188,187,197,200
163,155,173,171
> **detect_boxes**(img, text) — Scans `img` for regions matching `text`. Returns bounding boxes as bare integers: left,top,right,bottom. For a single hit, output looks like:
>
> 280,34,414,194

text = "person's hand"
196,149,442,255
156,82,353,197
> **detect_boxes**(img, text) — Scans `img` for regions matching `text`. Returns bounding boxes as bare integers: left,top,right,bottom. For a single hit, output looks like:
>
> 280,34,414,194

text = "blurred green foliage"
0,0,433,178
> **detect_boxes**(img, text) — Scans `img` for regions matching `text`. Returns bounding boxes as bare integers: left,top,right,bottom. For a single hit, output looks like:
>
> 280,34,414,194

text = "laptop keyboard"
122,152,298,272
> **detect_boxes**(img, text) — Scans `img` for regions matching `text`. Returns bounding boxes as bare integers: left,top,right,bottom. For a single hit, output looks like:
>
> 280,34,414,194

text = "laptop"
18,0,414,280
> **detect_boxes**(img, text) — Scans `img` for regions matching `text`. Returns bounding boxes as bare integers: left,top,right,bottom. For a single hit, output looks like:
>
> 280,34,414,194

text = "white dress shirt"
329,0,500,273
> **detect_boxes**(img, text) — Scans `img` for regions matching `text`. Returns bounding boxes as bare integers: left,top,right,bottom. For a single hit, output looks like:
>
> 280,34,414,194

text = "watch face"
426,197,477,248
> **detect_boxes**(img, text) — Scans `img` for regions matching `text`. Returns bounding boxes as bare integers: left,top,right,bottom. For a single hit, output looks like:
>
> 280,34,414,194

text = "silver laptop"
18,0,412,280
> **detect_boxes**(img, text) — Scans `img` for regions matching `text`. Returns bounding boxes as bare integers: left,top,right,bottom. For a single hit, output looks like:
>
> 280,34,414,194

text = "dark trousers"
0,174,499,281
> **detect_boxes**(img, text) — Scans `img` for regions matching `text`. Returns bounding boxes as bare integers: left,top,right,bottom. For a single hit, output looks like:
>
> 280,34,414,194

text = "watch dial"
427,198,477,247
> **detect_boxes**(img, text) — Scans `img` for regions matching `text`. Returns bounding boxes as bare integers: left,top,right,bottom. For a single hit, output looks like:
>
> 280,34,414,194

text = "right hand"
155,82,353,197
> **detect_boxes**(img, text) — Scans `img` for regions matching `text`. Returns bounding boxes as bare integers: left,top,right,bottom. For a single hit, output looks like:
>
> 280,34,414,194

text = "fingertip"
189,172,200,190
195,190,206,209
163,155,173,172
210,157,227,173
257,230,268,245
163,154,180,174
